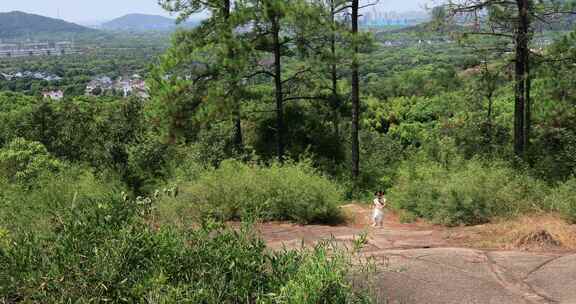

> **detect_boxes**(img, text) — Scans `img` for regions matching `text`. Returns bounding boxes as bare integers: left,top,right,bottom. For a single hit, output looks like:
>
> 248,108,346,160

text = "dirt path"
257,205,576,304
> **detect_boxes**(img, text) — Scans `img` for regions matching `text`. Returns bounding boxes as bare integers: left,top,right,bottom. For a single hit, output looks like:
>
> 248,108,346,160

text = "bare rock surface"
257,205,576,304
525,254,576,303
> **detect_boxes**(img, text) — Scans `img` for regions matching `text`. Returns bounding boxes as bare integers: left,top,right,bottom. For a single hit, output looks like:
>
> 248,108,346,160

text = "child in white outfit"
372,191,386,228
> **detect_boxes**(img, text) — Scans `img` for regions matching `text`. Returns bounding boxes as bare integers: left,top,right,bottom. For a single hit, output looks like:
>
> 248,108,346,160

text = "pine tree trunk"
524,36,531,153
272,17,285,161
513,45,526,158
233,108,243,151
514,0,529,158
483,60,494,148
351,0,360,181
223,0,244,152
487,90,493,146
330,0,340,138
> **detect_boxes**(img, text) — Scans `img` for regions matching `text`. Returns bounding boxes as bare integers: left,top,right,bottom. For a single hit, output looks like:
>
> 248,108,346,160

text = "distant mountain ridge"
102,14,198,31
0,11,94,38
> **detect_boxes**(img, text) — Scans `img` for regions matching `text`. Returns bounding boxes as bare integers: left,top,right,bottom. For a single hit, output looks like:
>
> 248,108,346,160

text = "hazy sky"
0,0,431,23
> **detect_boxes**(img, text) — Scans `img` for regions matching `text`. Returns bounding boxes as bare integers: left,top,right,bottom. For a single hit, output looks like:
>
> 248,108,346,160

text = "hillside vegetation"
2,0,576,302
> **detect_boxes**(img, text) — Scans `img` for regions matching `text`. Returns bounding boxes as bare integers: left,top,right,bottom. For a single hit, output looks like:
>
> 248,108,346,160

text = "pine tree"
157,0,248,150
445,0,576,158
239,0,327,161
307,0,350,138
350,0,360,181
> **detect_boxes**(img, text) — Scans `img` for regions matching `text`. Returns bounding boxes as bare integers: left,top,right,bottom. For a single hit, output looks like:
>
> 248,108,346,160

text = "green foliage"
359,131,404,191
0,166,124,237
124,136,173,193
0,92,38,146
0,93,169,193
188,123,240,167
253,104,345,165
544,178,576,224
389,143,550,226
164,160,343,224
527,76,576,181
146,45,203,143
0,192,368,303
368,64,461,99
271,242,371,304
364,91,470,146
0,138,62,185
0,226,10,250
337,129,405,198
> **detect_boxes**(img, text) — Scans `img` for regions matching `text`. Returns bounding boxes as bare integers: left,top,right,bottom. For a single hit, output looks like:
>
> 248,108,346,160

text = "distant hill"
102,14,198,31
0,11,94,38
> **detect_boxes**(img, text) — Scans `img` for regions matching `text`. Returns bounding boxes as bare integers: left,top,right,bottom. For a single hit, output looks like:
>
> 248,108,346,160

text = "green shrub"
272,243,371,304
0,137,62,185
0,193,370,303
124,136,173,194
544,178,576,224
389,153,549,226
163,160,344,224
167,144,213,183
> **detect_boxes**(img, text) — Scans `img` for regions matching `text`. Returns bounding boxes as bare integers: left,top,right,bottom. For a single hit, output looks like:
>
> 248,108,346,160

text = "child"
372,191,387,228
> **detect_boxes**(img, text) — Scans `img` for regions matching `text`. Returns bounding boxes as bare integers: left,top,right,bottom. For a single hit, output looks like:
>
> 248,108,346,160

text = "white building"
42,90,64,100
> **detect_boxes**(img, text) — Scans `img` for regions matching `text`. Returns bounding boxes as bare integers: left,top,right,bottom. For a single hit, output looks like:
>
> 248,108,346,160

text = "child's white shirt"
373,197,386,209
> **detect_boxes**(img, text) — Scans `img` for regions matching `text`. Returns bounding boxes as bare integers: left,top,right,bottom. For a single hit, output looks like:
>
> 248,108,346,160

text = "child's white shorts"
373,209,384,223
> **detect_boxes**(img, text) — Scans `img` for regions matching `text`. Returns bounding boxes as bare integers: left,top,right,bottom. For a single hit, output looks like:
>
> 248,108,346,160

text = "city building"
0,41,78,58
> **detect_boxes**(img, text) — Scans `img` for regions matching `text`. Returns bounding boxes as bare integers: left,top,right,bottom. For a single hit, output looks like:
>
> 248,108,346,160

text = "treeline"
149,0,576,188
150,0,380,185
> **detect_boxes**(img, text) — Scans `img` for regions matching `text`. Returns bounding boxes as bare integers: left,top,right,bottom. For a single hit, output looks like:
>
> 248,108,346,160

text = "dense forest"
2,0,576,302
